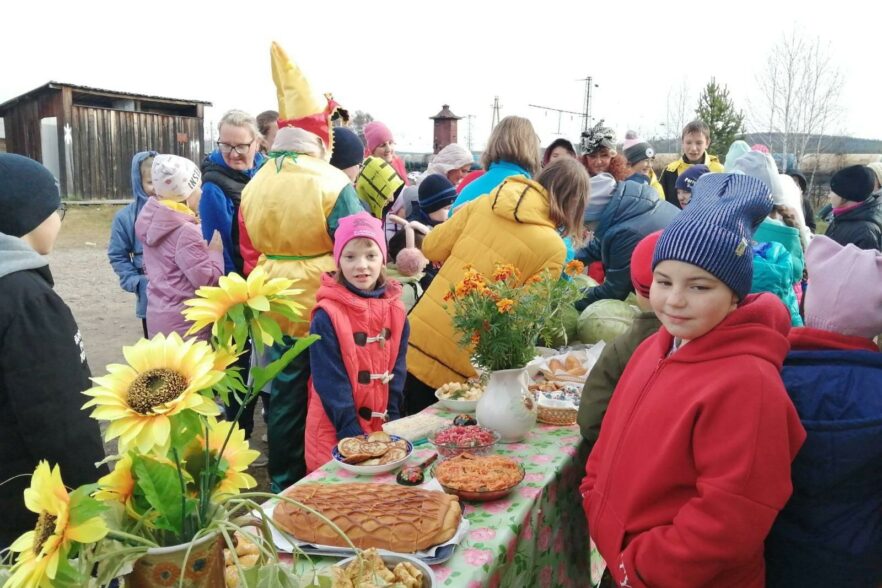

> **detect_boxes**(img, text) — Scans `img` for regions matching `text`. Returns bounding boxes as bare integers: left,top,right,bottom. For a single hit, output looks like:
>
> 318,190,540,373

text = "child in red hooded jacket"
304,212,409,472
581,172,806,588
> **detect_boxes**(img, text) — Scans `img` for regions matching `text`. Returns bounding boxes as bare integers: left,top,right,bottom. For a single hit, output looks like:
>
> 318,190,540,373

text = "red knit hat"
630,230,663,298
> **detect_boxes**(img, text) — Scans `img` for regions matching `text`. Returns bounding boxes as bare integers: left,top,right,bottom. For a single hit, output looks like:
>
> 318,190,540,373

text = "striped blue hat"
653,173,773,299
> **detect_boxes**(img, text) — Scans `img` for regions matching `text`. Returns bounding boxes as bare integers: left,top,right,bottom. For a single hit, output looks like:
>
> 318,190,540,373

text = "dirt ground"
51,205,271,491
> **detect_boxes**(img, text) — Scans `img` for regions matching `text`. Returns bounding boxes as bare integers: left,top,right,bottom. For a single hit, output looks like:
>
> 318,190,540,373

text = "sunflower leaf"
250,318,264,349
228,304,249,352
69,484,107,526
169,410,203,450
257,314,283,346
250,334,319,393
51,554,86,587
131,455,184,537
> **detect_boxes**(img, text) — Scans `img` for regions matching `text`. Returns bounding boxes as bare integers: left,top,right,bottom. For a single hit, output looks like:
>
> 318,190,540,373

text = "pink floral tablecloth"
292,405,591,587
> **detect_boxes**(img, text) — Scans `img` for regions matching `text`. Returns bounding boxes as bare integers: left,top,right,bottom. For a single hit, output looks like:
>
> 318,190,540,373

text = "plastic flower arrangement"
0,270,349,588
445,261,586,372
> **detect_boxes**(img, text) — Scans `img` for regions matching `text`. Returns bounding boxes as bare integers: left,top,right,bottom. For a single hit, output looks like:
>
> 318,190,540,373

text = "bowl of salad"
434,381,484,413
426,425,500,460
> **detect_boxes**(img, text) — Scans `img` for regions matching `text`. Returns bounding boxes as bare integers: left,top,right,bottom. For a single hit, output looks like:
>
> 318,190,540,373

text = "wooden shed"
0,82,211,200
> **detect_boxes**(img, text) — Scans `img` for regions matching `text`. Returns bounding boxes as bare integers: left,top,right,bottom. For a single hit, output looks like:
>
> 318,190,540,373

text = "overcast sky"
2,1,877,153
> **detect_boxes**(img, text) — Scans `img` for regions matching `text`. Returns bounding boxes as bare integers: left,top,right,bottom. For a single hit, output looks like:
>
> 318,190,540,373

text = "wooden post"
57,86,74,199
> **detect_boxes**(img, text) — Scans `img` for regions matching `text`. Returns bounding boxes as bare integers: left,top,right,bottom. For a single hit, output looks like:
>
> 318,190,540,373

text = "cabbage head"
577,299,639,344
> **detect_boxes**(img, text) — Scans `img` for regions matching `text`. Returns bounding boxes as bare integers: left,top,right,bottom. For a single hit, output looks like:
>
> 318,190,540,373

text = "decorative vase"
476,367,537,443
125,531,225,588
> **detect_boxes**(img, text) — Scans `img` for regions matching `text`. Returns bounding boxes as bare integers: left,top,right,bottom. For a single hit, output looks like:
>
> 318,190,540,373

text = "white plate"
434,389,479,413
331,435,413,475
335,552,436,587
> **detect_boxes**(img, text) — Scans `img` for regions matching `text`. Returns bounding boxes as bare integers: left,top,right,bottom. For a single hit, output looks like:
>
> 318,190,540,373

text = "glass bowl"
426,425,500,460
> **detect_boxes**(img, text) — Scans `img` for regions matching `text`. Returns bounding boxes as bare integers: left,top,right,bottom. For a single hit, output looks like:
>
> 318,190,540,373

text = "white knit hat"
419,144,474,183
152,154,201,201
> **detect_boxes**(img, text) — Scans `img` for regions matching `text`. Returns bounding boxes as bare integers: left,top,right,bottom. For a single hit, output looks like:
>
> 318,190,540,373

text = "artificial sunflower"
93,454,135,505
186,418,259,497
82,333,224,454
182,267,304,343
6,462,107,588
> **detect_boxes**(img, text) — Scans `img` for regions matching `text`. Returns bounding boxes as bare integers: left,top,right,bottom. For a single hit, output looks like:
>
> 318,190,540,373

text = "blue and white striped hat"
653,173,773,299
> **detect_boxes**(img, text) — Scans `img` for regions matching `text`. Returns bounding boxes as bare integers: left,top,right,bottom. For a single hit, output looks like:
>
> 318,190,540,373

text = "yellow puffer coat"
240,154,350,337
407,176,567,388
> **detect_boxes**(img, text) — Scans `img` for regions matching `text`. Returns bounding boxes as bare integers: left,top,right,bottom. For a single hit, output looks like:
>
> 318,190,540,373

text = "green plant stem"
171,448,188,542
106,530,159,548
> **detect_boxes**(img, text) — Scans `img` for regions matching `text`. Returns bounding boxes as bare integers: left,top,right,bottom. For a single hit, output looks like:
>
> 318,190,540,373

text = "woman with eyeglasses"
199,109,267,276
199,110,268,444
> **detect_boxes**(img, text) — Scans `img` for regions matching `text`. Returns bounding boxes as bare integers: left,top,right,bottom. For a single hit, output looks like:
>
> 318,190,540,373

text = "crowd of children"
2,40,882,586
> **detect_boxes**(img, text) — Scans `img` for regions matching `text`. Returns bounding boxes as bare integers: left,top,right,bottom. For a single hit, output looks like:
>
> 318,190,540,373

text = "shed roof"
0,81,212,114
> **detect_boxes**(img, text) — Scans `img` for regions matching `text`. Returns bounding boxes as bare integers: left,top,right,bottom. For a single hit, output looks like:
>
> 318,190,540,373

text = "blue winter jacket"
765,329,882,587
107,150,157,318
451,160,530,211
574,180,679,310
199,150,266,274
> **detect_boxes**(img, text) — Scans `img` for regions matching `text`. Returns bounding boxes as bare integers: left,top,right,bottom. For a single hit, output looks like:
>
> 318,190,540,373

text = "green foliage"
131,455,186,537
251,334,320,392
68,484,107,527
447,263,587,371
695,78,745,157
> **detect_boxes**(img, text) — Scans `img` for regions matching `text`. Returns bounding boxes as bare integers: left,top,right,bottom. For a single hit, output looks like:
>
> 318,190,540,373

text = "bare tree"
664,81,691,144
750,28,843,181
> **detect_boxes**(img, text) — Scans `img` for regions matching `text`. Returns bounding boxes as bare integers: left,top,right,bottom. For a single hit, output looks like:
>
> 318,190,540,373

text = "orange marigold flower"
496,298,515,314
492,264,520,282
455,282,469,297
565,260,586,277
470,332,480,346
442,291,454,302
525,274,542,285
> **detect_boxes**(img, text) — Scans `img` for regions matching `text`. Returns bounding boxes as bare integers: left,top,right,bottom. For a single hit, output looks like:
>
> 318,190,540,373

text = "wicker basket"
537,404,578,426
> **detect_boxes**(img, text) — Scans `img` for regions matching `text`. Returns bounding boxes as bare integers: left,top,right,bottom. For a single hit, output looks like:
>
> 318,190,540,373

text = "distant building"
0,82,211,200
430,104,461,154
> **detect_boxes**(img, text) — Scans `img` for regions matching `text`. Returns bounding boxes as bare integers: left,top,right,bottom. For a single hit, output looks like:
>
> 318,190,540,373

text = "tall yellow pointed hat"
270,41,347,150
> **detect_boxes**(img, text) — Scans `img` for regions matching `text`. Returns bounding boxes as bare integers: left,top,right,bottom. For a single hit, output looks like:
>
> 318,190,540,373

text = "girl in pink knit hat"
303,212,409,472
363,120,410,186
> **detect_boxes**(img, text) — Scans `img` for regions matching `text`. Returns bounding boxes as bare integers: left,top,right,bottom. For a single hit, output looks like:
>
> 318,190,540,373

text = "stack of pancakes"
273,483,462,553
337,432,409,466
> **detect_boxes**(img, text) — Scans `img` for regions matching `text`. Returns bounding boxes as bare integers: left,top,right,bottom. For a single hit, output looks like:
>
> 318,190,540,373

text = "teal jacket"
754,218,804,284
751,242,803,326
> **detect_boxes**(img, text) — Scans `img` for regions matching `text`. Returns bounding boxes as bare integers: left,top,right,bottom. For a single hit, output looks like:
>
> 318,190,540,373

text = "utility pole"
579,76,599,133
490,96,502,131
465,114,476,151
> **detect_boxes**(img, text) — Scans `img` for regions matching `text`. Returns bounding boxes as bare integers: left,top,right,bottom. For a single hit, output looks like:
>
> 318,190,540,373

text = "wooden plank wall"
70,106,204,200
2,101,44,162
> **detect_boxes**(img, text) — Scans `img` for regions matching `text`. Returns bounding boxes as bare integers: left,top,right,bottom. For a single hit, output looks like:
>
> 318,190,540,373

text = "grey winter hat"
0,153,61,237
